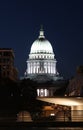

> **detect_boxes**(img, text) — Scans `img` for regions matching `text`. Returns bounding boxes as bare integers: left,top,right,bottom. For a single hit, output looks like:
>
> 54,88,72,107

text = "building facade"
0,48,18,81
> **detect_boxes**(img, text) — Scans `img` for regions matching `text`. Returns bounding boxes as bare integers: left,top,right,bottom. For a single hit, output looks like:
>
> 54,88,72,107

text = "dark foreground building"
0,48,18,81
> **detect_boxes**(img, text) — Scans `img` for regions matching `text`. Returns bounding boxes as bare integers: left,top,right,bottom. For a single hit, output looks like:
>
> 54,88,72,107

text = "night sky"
0,0,83,79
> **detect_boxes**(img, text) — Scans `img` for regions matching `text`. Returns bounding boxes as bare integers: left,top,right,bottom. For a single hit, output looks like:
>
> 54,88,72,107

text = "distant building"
24,27,63,97
24,27,62,82
0,48,18,81
65,66,83,96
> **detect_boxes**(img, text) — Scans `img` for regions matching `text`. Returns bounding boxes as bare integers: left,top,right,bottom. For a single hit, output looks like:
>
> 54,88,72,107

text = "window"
3,52,10,56
37,89,48,97
0,52,2,56
7,71,10,76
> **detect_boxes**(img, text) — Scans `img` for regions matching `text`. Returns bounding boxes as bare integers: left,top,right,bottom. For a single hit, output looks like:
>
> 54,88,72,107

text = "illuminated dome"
30,28,54,54
24,27,62,82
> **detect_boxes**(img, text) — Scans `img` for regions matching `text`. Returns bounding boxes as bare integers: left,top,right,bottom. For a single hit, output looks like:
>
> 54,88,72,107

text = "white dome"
24,27,61,81
30,29,54,54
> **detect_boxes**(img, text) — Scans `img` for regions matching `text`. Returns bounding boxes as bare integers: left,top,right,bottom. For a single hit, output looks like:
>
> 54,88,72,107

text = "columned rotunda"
24,27,62,82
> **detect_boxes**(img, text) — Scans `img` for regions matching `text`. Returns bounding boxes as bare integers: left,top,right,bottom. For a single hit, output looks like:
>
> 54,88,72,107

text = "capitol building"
24,27,62,82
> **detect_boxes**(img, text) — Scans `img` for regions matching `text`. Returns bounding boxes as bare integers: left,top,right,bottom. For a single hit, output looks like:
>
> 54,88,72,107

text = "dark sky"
0,0,83,79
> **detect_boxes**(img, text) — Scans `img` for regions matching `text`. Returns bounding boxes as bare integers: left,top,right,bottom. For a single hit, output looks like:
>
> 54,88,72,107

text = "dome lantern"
38,25,45,39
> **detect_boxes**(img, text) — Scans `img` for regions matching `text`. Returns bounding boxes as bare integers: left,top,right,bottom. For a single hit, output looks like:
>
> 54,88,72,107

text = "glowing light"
50,113,55,116
17,111,32,122
37,89,39,96
45,89,48,96
37,97,83,106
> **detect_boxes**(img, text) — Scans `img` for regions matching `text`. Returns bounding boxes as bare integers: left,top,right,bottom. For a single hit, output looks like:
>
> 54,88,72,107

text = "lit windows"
37,89,48,97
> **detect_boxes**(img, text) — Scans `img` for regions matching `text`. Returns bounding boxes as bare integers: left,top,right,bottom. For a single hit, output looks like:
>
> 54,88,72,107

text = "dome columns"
26,60,57,75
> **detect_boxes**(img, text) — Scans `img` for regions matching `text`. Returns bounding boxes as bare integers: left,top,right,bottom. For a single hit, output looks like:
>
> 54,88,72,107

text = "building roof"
30,28,54,54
